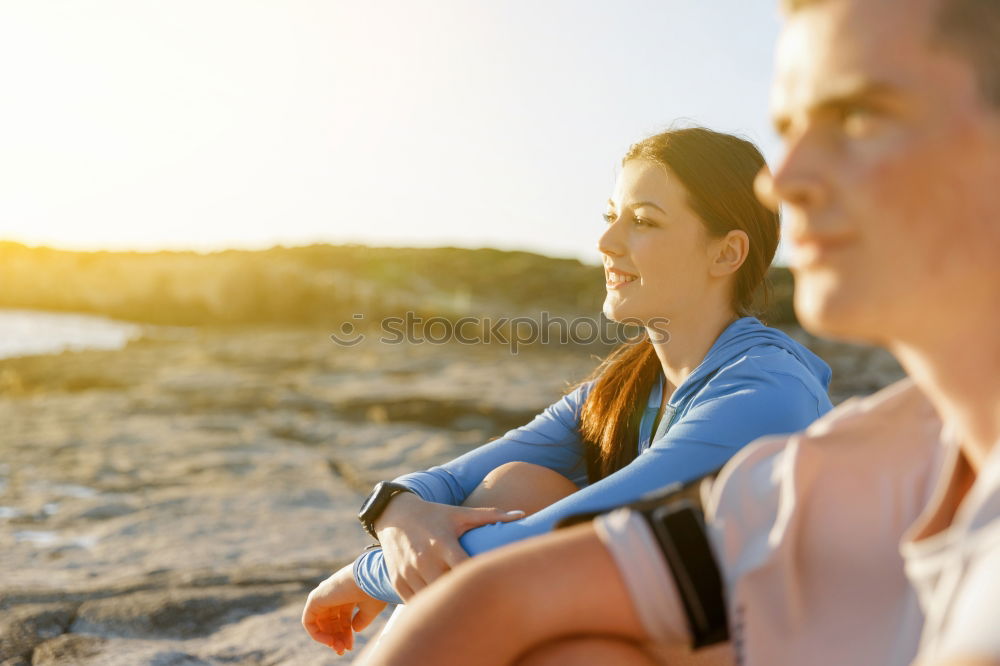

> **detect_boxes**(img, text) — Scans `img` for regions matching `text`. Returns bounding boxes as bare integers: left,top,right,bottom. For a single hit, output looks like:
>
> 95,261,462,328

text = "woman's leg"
462,461,579,515
516,637,660,666
463,465,735,665
516,638,734,666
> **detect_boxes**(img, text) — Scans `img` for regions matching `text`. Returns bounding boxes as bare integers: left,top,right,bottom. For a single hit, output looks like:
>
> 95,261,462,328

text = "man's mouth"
789,232,856,268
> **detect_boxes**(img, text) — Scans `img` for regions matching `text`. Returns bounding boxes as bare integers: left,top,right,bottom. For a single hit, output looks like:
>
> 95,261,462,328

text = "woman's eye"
603,212,655,227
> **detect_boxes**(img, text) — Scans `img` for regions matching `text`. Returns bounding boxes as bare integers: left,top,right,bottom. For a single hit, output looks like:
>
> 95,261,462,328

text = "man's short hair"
936,0,1000,105
780,0,1000,107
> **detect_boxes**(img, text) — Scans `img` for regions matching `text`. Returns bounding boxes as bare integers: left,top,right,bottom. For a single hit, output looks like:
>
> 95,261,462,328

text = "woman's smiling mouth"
605,267,639,289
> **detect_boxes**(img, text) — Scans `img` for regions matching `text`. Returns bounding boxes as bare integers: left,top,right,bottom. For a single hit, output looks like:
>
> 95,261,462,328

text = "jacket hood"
669,317,832,407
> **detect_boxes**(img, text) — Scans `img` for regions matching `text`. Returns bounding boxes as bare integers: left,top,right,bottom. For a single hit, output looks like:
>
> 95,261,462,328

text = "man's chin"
792,276,875,343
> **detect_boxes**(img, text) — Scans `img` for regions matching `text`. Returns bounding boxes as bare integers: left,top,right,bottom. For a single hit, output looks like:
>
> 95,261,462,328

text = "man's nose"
754,167,780,213
768,131,829,211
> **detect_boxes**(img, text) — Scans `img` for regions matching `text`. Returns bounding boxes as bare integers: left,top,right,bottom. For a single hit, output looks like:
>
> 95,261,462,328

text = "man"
357,0,1000,663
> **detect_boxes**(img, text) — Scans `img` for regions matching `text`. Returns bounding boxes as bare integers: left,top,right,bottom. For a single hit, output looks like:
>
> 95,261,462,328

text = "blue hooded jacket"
354,317,833,603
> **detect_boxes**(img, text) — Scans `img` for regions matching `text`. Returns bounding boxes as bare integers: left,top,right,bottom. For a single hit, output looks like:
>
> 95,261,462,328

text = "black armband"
640,499,728,648
555,468,728,649
554,467,718,530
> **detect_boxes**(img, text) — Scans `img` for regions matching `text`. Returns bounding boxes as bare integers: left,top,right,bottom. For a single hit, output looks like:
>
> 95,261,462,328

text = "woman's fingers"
338,605,355,652
453,506,525,533
352,598,388,632
440,542,470,570
303,599,361,653
381,504,528,601
394,576,417,602
328,615,348,654
300,564,387,654
303,617,335,647
404,569,432,597
302,603,337,646
413,551,453,590
314,609,346,652
402,553,449,597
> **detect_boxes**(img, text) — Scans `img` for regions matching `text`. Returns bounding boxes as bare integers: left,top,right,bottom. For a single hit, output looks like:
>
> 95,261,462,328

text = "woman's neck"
650,306,739,399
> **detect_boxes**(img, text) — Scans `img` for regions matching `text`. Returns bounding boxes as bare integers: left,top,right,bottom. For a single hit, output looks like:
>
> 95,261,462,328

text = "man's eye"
602,212,616,224
773,117,792,140
840,105,881,137
633,217,652,227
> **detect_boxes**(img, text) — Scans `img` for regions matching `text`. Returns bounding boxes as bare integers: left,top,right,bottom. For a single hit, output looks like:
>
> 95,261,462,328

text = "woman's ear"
708,229,749,278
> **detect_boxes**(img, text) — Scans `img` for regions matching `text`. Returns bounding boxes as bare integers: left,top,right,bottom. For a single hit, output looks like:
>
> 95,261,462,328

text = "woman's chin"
602,302,622,322
603,302,642,325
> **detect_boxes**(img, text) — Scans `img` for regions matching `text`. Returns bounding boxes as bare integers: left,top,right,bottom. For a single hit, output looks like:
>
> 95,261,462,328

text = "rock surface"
0,325,903,664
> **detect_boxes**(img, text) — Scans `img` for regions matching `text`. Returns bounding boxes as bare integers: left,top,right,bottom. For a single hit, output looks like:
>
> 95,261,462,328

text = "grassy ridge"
0,242,795,326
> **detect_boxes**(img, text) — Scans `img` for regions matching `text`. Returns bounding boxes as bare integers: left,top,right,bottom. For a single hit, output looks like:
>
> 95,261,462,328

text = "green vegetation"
0,242,796,326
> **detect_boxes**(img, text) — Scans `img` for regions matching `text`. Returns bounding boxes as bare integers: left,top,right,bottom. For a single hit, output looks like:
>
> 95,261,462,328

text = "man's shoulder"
802,377,940,443
708,377,945,520
724,377,940,463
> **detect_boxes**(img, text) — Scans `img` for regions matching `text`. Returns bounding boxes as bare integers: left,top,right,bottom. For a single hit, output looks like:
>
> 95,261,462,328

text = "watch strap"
359,482,414,540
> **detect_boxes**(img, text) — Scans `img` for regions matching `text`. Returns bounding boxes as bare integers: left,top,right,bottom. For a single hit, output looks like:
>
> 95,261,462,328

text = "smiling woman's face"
600,159,717,325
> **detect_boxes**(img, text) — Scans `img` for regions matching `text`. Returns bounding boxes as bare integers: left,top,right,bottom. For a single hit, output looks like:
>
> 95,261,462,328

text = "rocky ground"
0,325,903,665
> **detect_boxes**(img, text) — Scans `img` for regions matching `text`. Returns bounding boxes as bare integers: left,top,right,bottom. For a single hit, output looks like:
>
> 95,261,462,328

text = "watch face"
359,481,388,519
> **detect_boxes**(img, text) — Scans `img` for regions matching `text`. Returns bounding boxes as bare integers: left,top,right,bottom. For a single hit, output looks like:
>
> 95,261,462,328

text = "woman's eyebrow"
607,199,668,215
630,201,668,215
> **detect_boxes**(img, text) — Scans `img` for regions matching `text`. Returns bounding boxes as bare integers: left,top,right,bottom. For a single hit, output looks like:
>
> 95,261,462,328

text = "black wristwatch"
358,481,414,540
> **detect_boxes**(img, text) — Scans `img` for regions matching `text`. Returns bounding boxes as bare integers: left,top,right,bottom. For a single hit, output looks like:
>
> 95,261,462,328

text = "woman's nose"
598,218,626,257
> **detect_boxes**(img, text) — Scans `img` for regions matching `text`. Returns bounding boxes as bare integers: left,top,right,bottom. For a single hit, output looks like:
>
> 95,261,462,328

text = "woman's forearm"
353,547,403,604
359,523,649,666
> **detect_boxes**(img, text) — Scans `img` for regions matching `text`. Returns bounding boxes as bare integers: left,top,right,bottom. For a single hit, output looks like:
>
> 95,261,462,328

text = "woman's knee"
464,462,578,514
485,461,571,485
516,637,659,666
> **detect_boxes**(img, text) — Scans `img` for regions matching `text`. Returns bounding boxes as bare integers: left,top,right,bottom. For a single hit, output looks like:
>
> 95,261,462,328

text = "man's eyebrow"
814,81,899,111
772,81,901,133
606,198,668,215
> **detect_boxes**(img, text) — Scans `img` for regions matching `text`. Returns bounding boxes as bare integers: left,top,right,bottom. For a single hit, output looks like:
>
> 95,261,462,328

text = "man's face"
768,0,1000,346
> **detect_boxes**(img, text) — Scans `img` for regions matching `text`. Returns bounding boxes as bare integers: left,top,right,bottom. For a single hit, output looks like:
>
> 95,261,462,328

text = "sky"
0,1,785,265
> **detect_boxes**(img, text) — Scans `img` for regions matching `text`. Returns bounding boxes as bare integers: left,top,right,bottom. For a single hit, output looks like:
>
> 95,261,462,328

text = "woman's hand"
374,492,524,601
302,563,388,655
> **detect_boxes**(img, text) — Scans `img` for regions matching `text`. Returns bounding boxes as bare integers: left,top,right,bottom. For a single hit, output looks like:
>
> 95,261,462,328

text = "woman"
302,126,834,655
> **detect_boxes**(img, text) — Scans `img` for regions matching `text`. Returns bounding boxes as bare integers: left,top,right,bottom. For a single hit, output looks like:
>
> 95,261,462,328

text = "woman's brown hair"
580,127,780,481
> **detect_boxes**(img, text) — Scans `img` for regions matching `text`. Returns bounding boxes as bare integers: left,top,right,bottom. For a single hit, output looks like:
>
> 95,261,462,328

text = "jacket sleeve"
457,356,830,552
389,383,592,504
352,383,591,603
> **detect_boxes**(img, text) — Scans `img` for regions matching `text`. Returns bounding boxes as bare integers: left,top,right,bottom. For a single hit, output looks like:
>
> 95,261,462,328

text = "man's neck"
891,315,1000,474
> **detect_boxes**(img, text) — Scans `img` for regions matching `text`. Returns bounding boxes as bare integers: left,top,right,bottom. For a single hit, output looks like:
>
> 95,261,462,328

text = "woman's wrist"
373,490,424,533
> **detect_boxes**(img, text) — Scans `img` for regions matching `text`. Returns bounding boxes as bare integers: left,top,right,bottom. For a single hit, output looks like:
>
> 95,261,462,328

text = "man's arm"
357,523,652,666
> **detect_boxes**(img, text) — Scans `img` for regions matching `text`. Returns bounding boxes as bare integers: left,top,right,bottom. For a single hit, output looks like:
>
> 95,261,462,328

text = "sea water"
0,309,142,359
